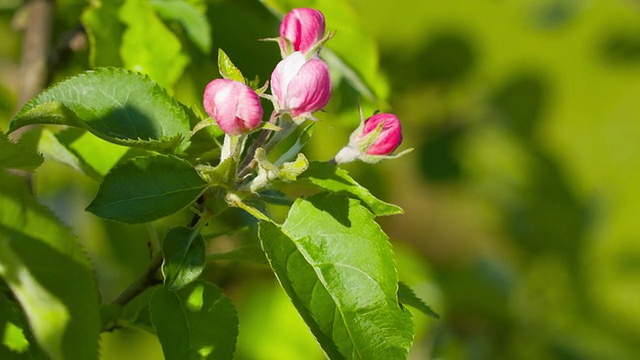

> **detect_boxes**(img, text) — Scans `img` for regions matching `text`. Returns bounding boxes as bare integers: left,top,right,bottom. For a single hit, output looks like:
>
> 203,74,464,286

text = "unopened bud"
334,113,405,164
203,79,263,136
280,8,325,56
270,51,331,122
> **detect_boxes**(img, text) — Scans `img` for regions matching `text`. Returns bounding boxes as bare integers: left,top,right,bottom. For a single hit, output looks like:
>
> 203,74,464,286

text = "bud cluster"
198,7,409,192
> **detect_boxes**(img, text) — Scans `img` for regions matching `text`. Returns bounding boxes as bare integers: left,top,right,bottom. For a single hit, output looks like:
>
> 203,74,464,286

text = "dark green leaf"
0,172,101,360
300,161,403,216
81,0,125,68
207,245,268,265
397,282,439,319
162,226,206,290
150,281,238,360
258,193,413,360
9,68,191,152
87,155,207,223
0,130,43,171
150,0,212,54
120,0,190,89
218,49,245,83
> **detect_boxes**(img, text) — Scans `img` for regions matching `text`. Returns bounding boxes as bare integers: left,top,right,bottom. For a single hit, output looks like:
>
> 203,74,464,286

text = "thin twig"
111,253,163,307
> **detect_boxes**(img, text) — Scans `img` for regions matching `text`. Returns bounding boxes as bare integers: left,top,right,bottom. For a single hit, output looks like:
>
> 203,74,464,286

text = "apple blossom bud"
280,8,325,55
359,113,402,155
334,113,404,164
203,79,263,136
270,51,331,120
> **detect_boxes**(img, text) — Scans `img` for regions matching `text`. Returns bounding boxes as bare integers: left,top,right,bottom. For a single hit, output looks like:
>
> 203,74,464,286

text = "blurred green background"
2,0,640,359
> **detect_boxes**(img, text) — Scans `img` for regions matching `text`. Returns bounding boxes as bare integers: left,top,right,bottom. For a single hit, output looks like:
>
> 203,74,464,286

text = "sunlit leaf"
150,281,238,360
150,0,212,54
120,0,190,89
0,172,101,360
218,49,245,83
300,161,403,216
258,193,413,359
87,155,207,223
82,0,125,68
9,68,192,152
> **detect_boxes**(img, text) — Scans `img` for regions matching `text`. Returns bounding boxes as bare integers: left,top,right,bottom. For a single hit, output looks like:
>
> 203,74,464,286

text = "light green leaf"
0,130,43,171
150,0,212,54
87,155,207,224
0,172,101,360
37,128,130,180
0,293,32,358
397,282,439,319
300,161,403,216
258,193,414,359
119,0,190,89
9,68,192,152
150,281,238,360
162,226,206,290
218,49,245,83
81,0,125,68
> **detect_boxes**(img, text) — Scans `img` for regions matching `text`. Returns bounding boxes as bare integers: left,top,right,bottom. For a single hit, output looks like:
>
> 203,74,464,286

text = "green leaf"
81,0,125,68
0,130,43,171
258,193,414,360
37,128,130,180
162,226,206,290
300,161,403,216
0,293,32,358
149,281,238,360
397,282,439,319
119,0,190,89
9,68,192,152
0,172,101,360
87,155,207,223
218,49,245,83
150,0,212,54
207,245,268,265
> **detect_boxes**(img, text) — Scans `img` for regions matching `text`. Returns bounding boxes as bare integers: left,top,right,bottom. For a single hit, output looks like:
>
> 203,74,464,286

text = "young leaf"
9,68,191,152
0,172,101,360
162,226,206,290
120,0,190,89
258,193,414,360
218,49,245,83
0,130,43,171
149,281,238,360
300,161,403,216
150,0,212,54
87,155,207,223
397,282,439,319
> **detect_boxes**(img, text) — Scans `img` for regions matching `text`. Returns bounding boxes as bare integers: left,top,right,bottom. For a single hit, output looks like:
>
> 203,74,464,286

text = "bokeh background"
2,0,640,359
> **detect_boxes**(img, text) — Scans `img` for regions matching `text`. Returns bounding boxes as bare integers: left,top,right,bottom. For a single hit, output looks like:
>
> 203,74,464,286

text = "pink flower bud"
203,79,263,136
280,8,325,55
359,113,402,155
270,52,331,119
333,113,404,164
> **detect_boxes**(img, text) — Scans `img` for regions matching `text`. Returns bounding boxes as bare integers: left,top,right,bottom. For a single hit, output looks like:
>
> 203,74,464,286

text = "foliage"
0,1,425,359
